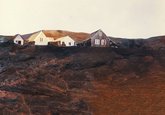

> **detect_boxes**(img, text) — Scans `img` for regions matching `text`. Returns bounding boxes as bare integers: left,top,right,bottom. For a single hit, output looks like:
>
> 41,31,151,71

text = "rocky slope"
0,43,165,115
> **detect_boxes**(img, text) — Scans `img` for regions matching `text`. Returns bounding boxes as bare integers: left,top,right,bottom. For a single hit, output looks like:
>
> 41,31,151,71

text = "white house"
14,35,24,45
28,31,54,46
54,36,76,47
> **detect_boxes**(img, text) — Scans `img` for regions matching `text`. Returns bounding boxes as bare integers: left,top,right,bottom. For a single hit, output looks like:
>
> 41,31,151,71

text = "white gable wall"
55,36,76,47
14,35,24,45
47,37,55,42
33,32,50,46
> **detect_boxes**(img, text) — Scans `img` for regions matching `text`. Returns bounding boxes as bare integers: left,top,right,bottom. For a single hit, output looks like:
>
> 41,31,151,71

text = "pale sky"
0,0,165,38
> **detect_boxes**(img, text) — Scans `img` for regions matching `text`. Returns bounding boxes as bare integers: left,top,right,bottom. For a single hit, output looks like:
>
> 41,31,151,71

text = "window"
69,42,71,46
95,39,100,45
62,42,66,46
40,38,43,42
101,40,106,45
58,41,61,45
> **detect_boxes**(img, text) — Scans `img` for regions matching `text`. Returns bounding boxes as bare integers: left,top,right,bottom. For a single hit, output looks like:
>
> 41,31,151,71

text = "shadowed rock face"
0,44,165,115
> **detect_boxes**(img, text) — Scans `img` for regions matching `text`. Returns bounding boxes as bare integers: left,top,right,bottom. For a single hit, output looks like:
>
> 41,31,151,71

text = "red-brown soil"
43,30,90,42
0,45,165,115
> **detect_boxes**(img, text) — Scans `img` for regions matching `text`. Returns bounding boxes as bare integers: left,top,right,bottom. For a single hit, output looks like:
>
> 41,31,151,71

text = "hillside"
0,44,165,115
43,30,90,42
110,35,165,49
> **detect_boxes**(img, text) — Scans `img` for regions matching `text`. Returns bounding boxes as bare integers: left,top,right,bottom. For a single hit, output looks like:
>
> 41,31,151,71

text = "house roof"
76,29,107,43
21,33,33,40
14,34,23,39
76,29,118,45
90,29,107,39
54,36,75,42
14,34,31,41
15,30,55,42
107,37,118,45
28,31,43,41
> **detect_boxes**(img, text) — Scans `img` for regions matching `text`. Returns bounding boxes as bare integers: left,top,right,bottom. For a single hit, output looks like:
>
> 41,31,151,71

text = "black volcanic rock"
0,45,165,115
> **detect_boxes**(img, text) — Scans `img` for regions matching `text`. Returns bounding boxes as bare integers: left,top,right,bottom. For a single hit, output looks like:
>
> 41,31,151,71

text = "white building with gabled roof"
54,36,76,47
14,34,24,45
28,31,54,46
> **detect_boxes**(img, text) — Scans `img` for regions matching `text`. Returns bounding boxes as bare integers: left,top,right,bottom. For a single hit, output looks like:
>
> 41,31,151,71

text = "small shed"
14,35,24,45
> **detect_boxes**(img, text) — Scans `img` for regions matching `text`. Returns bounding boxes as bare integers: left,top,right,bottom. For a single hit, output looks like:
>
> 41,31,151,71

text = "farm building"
14,33,33,45
14,34,25,45
77,29,118,48
28,31,54,46
54,36,76,47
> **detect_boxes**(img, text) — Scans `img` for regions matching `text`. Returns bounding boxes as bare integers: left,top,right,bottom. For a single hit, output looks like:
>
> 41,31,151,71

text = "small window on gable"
101,39,105,45
40,38,43,42
95,39,100,45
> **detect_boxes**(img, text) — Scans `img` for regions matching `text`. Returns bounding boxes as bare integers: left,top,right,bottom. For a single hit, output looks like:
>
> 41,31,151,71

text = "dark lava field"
0,44,165,115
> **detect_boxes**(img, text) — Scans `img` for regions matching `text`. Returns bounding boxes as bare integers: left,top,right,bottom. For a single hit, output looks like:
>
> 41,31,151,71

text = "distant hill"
144,35,165,49
110,35,165,49
43,30,90,42
0,35,13,40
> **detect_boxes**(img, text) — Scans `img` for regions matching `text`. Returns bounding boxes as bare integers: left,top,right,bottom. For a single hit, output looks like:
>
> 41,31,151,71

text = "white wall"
55,36,75,47
34,32,50,46
14,35,24,45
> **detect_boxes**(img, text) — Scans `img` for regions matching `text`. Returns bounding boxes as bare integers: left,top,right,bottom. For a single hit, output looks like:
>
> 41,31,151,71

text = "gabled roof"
14,34,23,39
28,31,43,41
14,34,32,41
14,30,55,42
77,29,108,43
21,33,33,40
90,29,107,39
107,37,118,45
54,36,75,42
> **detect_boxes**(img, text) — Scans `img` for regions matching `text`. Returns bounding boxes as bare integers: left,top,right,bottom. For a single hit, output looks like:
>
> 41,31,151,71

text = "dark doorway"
18,41,21,45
